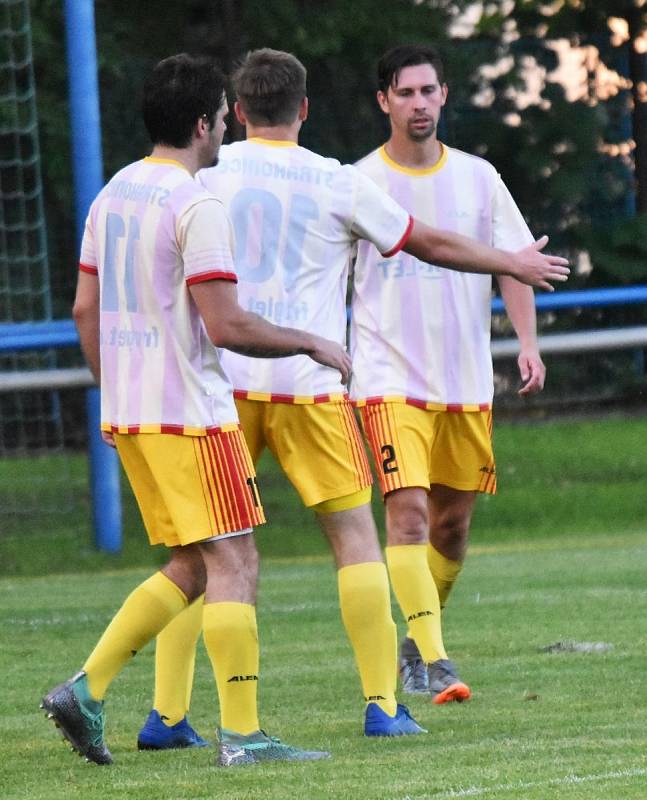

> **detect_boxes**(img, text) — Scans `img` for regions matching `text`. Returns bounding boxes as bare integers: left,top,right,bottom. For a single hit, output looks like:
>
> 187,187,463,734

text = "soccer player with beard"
135,48,567,748
351,44,547,699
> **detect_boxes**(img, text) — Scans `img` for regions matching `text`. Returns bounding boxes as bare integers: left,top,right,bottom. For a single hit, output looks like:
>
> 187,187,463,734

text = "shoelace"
79,704,105,748
403,658,428,687
257,730,282,745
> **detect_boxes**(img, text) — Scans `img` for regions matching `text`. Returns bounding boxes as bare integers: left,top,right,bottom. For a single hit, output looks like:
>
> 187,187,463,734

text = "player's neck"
149,145,198,175
245,122,300,144
383,135,442,170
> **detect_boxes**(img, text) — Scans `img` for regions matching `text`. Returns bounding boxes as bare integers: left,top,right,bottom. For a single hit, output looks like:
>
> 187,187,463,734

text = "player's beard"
407,116,436,142
209,139,221,168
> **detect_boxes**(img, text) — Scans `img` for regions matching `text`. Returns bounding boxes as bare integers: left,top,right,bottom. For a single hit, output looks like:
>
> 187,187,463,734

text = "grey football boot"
40,671,113,764
427,659,471,704
399,637,429,694
217,728,330,766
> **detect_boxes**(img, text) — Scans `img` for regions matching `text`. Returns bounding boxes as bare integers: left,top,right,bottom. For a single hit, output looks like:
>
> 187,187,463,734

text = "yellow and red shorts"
236,398,372,509
359,402,496,498
114,428,265,547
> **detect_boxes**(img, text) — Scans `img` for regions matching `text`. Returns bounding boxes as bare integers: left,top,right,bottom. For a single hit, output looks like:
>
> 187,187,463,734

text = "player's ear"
234,101,247,126
440,83,448,107
194,114,209,141
376,90,389,114
298,96,308,122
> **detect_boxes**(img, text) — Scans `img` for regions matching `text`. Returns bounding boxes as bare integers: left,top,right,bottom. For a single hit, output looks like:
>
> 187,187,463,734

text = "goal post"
62,0,122,552
0,0,122,552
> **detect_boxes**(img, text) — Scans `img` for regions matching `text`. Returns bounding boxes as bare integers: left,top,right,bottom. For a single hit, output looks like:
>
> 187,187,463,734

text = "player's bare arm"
190,280,352,384
72,270,101,384
73,270,116,446
497,274,546,395
404,222,569,291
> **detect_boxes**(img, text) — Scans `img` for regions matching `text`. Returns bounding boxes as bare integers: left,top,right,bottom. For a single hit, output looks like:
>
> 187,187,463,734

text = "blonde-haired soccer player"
40,53,350,767
139,48,568,743
352,44,547,700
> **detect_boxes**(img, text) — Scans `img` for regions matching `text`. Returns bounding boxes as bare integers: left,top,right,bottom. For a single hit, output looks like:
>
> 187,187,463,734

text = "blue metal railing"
2,283,647,554
4,284,645,352
491,285,647,314
0,320,79,352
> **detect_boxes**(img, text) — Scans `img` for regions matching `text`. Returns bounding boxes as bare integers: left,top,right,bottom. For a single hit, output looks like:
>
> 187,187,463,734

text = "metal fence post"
64,0,122,552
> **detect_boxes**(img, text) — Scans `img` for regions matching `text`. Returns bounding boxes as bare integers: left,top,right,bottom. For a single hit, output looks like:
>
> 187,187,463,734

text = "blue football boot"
364,702,427,737
137,709,209,750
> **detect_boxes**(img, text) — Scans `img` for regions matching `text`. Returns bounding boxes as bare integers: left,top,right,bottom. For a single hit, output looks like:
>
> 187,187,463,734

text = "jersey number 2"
381,444,399,474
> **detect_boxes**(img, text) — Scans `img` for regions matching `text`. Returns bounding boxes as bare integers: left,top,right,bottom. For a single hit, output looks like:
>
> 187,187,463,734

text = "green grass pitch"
2,415,647,797
2,532,647,799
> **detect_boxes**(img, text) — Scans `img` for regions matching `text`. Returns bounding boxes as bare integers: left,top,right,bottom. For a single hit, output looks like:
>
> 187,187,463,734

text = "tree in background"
470,0,647,286
29,0,647,305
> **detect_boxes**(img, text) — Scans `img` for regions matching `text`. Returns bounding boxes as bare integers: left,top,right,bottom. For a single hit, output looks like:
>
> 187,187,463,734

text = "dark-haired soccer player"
40,53,348,767
138,48,568,745
351,44,547,699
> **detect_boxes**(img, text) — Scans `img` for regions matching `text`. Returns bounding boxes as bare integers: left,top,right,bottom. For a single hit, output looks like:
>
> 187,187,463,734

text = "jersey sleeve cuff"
79,262,98,275
186,270,238,286
381,215,414,258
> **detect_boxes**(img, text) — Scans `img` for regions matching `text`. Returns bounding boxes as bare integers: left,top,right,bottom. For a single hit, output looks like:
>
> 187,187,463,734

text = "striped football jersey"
80,157,239,434
197,138,412,403
350,144,534,409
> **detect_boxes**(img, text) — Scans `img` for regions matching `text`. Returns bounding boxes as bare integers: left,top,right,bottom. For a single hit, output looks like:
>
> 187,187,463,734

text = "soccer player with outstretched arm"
136,48,568,749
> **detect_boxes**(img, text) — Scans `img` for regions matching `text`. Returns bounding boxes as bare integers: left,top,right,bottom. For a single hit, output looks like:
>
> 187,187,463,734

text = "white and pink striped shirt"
80,157,239,434
350,144,534,410
197,138,411,403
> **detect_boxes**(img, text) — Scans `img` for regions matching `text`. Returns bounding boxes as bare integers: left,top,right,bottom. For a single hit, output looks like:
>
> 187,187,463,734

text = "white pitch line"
407,767,647,799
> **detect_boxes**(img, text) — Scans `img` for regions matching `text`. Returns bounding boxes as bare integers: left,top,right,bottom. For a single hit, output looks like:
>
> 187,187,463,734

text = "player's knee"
162,557,205,602
432,512,470,557
200,532,259,583
387,506,429,545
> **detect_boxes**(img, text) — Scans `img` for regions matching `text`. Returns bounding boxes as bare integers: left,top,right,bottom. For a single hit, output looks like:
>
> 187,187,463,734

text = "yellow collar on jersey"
248,137,298,148
144,156,191,172
379,142,447,176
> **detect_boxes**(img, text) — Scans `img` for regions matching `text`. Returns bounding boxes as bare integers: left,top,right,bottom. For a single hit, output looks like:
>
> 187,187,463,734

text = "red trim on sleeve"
381,215,414,258
79,262,98,275
186,270,238,286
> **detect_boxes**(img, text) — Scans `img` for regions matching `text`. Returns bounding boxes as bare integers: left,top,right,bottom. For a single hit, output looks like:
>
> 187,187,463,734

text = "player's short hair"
233,48,306,126
377,44,445,93
143,53,227,148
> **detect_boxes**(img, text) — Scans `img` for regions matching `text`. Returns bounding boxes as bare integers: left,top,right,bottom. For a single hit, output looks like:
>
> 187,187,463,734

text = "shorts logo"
227,674,259,683
479,466,496,475
407,610,433,622
365,695,387,701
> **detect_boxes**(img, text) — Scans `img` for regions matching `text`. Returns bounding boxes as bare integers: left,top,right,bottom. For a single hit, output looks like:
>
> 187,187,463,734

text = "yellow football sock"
202,602,259,735
338,562,397,717
427,544,464,608
386,544,447,663
153,594,204,725
83,571,188,700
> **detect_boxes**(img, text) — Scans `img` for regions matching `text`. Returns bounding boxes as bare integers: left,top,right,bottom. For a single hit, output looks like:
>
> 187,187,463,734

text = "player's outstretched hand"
511,236,569,291
308,335,352,385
